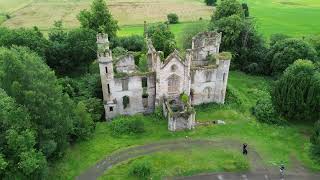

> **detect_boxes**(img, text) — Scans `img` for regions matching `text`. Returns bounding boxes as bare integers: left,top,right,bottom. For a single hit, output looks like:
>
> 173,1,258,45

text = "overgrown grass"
49,71,320,179
101,148,249,180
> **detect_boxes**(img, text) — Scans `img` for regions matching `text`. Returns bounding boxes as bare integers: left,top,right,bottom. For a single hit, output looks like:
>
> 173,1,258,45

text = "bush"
129,161,151,179
225,85,244,106
272,59,320,121
205,0,217,6
167,13,179,24
311,120,320,160
253,94,285,125
109,116,145,135
117,35,145,52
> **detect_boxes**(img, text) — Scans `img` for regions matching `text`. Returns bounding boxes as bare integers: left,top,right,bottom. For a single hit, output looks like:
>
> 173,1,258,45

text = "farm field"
1,0,320,38
49,71,320,179
0,0,212,29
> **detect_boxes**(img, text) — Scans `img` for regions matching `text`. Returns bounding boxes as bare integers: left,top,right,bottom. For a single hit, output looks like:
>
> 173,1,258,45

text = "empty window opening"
105,66,108,73
205,71,212,82
122,79,129,91
109,107,113,112
142,77,148,88
223,73,226,83
107,84,111,94
191,71,195,84
122,96,130,109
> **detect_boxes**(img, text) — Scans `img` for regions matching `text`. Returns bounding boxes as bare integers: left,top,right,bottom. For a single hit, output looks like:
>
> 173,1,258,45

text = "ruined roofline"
146,38,156,53
161,49,187,68
192,31,222,41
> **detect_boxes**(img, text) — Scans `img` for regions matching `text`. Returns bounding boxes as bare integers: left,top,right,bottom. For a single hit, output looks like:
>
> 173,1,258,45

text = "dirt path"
76,139,320,180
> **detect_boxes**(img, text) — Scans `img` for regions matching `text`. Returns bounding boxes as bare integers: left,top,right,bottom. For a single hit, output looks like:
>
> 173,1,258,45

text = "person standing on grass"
243,143,248,155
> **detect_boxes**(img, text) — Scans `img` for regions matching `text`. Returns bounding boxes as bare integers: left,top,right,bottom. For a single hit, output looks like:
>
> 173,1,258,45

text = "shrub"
117,35,145,52
167,13,179,24
225,85,243,106
180,93,189,105
253,94,284,125
109,116,145,135
205,0,217,6
153,106,164,120
112,47,128,57
129,161,151,179
272,59,320,121
311,120,320,160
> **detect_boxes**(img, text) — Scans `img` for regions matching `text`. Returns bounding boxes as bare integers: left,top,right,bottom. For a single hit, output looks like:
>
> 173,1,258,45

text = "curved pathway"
76,139,320,180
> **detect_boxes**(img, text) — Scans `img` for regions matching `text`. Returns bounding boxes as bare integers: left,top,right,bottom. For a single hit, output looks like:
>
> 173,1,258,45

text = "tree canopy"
272,59,320,121
146,23,177,57
77,0,119,40
268,38,318,75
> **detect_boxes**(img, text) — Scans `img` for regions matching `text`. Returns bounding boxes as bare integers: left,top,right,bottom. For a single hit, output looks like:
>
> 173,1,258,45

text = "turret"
97,33,116,119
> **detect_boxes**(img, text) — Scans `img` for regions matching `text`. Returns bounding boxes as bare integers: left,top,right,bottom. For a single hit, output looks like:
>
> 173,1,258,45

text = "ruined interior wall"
115,54,136,73
105,74,156,119
158,57,188,100
191,68,218,105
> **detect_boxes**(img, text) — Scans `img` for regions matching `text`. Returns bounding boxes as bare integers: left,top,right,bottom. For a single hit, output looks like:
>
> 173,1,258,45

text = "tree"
180,21,208,49
167,13,179,24
146,23,177,57
0,47,90,158
242,3,249,17
116,35,145,52
272,59,320,121
306,35,320,58
72,102,95,141
0,89,47,179
213,0,244,21
268,38,317,75
205,0,217,6
0,27,48,57
46,23,97,76
77,0,119,40
209,0,266,73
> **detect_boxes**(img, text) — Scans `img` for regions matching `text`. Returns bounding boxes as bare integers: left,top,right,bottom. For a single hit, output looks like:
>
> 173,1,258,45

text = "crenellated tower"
97,33,117,119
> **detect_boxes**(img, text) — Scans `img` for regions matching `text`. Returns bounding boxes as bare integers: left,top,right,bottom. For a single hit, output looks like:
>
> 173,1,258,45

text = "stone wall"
115,54,136,73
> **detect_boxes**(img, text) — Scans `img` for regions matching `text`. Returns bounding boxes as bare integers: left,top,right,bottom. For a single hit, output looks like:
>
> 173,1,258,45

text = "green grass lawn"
49,71,320,179
101,148,249,180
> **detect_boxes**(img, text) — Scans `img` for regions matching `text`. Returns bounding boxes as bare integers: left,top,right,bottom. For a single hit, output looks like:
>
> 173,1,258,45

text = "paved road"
76,139,320,180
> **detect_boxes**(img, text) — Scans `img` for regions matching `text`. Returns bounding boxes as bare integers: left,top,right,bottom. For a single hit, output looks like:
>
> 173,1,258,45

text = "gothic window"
105,66,108,73
122,96,130,109
205,71,212,82
122,78,128,91
203,87,212,98
142,77,148,88
107,84,111,94
109,107,113,112
191,71,195,84
167,74,180,94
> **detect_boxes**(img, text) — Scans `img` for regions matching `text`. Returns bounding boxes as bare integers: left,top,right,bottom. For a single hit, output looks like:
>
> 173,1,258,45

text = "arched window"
203,87,212,98
122,96,130,109
171,64,177,72
167,74,180,94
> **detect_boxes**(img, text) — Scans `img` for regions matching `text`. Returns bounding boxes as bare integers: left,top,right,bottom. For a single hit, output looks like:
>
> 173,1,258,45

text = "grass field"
0,0,212,29
102,149,249,180
1,0,320,38
49,71,320,179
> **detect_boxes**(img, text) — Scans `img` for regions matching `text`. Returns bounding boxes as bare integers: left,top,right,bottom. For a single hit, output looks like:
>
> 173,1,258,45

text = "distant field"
1,0,320,38
0,0,212,29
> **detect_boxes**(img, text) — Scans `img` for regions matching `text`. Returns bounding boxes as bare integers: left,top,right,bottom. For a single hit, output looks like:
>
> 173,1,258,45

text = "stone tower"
97,33,117,119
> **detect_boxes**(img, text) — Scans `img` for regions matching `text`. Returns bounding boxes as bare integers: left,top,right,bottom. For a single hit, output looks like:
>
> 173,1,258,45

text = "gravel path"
76,139,320,180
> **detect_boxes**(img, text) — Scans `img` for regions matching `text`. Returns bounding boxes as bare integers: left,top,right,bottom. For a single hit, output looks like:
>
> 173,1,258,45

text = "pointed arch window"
167,74,180,94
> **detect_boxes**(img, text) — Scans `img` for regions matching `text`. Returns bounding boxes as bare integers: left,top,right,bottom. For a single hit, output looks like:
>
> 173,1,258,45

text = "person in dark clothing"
243,143,248,155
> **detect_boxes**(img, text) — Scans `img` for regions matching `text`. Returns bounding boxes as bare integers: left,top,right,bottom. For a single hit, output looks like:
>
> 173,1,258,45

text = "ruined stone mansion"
97,31,231,130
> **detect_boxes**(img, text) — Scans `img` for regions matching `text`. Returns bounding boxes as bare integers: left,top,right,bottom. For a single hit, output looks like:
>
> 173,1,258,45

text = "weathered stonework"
98,31,231,131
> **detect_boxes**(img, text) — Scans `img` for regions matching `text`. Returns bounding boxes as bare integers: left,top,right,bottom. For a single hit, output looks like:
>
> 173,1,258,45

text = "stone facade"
98,32,231,129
